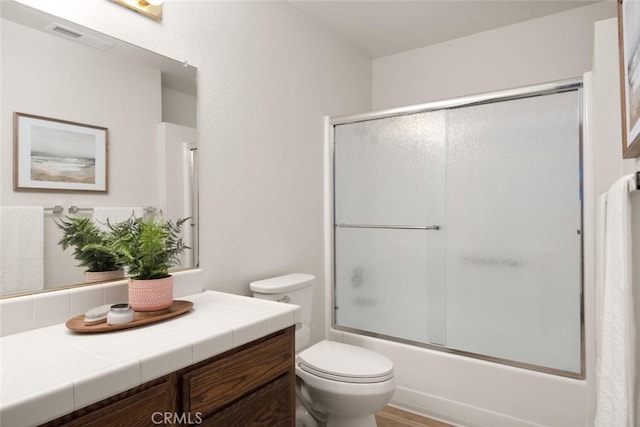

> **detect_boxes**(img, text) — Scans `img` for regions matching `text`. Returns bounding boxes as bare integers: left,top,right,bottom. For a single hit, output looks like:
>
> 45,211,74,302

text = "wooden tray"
66,300,194,333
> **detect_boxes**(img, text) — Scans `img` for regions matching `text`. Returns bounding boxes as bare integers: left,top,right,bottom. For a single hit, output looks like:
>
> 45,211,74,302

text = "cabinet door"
182,328,294,419
199,374,293,427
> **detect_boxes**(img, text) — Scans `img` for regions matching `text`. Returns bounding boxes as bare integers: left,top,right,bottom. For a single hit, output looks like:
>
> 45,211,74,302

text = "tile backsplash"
0,269,202,337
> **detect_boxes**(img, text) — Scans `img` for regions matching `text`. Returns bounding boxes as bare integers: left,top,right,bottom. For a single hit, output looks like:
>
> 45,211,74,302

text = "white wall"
12,0,372,346
591,18,639,194
590,18,640,425
162,88,197,128
372,2,617,110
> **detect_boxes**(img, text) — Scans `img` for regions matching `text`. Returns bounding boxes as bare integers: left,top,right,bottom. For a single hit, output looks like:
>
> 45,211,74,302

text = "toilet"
250,273,396,427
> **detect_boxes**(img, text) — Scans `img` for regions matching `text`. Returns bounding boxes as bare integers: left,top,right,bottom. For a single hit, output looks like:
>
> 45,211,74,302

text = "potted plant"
56,216,125,283
109,216,189,312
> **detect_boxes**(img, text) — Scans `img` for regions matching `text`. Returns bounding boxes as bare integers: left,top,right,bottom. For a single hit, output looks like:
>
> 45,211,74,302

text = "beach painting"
619,0,640,158
14,113,108,192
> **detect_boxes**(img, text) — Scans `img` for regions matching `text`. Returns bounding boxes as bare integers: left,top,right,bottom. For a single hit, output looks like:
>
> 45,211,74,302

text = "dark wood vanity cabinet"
181,325,294,426
41,327,295,427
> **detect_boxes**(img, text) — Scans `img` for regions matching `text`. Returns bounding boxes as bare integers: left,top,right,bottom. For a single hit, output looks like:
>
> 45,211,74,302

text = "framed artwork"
13,112,108,192
618,0,640,158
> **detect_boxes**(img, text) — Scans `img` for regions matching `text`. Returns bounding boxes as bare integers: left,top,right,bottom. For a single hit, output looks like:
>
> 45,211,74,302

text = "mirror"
0,2,198,298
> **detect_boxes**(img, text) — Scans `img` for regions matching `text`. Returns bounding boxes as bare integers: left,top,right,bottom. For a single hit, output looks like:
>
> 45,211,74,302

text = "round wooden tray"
65,300,194,333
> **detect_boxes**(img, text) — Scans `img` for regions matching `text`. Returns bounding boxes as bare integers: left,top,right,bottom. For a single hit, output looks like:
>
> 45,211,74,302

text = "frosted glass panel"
334,111,446,226
334,110,447,344
445,91,581,372
335,228,435,343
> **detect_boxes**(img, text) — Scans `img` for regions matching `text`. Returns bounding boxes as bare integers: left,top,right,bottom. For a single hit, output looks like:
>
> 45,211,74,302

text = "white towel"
595,174,636,427
92,207,143,230
0,206,44,295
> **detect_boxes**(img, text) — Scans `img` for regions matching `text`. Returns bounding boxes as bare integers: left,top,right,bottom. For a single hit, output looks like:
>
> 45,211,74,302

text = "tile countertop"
0,291,300,427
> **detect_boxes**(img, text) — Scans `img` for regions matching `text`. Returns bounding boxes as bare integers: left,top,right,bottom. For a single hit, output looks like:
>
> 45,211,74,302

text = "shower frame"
327,78,585,379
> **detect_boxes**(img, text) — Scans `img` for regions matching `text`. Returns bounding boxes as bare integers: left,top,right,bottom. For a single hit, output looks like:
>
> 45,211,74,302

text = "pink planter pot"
128,276,174,312
84,269,125,284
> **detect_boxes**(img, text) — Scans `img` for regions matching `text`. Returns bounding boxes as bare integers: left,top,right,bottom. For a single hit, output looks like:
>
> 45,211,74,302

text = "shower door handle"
336,224,440,231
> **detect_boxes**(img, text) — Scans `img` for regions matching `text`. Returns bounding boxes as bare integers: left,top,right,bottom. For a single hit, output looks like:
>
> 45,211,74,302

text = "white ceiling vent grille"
45,23,113,50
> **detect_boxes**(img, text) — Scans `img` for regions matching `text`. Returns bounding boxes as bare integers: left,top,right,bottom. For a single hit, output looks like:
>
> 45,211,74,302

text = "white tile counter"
0,291,300,427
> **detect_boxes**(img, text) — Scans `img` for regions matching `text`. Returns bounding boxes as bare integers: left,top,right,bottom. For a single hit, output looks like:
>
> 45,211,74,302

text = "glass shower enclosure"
332,81,583,377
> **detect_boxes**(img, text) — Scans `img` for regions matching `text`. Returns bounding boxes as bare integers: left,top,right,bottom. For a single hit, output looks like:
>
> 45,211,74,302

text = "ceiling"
290,0,605,58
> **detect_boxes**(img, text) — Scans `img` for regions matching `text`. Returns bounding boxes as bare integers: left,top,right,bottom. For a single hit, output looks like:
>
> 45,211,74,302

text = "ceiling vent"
45,23,113,50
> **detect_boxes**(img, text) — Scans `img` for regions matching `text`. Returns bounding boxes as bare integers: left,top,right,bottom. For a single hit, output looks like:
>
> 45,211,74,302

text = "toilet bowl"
296,340,396,427
250,274,396,427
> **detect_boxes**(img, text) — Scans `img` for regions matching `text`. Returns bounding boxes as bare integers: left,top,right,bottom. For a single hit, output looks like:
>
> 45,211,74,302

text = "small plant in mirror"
56,216,123,273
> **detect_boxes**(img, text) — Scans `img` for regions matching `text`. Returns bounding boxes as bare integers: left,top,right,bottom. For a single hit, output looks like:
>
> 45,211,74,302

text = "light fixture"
111,0,163,21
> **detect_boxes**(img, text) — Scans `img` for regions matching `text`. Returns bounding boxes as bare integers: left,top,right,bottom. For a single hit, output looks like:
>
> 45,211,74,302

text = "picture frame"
618,0,640,158
13,112,108,192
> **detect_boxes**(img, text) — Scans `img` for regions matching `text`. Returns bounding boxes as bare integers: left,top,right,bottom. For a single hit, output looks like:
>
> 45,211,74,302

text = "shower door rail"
336,223,440,230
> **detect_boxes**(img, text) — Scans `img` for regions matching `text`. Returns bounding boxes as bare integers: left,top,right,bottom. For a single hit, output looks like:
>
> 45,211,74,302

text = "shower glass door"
333,86,583,376
334,111,447,345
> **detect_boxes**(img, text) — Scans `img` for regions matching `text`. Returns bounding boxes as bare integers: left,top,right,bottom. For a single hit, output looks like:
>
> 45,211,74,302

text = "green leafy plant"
109,216,190,280
56,216,122,272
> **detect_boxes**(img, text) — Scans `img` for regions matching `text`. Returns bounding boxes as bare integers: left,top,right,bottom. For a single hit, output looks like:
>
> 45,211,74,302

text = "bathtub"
328,327,593,427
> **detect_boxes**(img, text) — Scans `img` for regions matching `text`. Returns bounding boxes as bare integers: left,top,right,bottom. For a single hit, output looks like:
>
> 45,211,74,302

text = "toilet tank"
250,273,315,350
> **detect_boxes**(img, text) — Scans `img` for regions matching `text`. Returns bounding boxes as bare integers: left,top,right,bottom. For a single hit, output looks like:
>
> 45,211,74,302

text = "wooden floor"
375,406,454,427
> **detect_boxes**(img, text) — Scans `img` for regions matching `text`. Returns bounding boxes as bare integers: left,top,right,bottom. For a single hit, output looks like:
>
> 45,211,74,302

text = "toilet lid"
297,340,393,384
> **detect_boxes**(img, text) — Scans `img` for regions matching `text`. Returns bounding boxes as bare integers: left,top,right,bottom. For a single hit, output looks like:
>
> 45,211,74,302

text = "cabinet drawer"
183,328,294,417
66,379,174,427
201,374,293,427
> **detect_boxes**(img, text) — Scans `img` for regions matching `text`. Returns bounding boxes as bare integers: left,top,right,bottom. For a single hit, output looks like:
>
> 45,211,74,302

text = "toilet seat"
297,340,394,384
